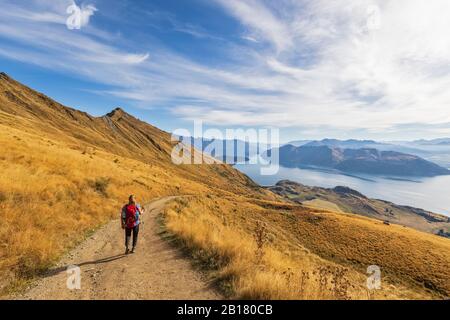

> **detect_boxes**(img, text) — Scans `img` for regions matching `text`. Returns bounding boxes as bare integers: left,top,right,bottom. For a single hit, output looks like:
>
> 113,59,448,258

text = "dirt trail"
16,196,221,300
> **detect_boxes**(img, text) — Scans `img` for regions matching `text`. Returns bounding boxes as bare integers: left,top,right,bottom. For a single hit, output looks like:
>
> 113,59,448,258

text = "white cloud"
214,0,293,52
209,0,450,133
122,53,150,64
241,35,259,43
0,0,450,139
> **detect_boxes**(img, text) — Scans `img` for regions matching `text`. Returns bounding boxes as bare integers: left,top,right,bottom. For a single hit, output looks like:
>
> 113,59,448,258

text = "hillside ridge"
269,180,450,237
274,144,450,177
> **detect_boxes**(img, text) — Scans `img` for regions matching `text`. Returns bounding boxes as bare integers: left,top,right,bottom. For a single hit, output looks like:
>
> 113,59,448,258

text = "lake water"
235,164,450,217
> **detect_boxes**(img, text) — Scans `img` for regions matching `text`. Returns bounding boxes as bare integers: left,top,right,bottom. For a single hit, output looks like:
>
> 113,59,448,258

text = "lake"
235,164,450,217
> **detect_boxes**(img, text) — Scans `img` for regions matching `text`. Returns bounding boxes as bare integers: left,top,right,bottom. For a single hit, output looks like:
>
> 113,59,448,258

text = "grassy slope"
269,180,450,236
0,73,269,294
303,199,344,213
0,73,449,299
162,196,450,299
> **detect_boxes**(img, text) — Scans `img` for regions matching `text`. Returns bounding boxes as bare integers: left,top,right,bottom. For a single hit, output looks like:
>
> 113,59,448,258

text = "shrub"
89,177,110,197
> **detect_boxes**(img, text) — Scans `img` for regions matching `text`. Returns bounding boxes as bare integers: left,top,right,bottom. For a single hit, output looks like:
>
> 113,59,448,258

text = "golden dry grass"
0,124,261,294
162,195,447,300
302,199,344,213
0,125,171,293
285,208,450,296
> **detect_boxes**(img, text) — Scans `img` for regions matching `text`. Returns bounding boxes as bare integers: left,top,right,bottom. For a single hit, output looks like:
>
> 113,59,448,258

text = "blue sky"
1,0,450,143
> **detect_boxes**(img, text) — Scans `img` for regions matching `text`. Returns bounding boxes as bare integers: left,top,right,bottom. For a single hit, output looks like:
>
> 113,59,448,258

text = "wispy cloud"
214,0,293,52
241,35,259,43
143,9,222,40
0,0,450,140
122,53,150,64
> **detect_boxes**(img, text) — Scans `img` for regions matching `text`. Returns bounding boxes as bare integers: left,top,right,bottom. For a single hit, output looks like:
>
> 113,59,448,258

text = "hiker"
121,195,144,254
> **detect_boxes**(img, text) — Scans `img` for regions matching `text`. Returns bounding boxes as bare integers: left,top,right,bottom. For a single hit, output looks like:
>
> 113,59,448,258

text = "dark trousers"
125,225,140,248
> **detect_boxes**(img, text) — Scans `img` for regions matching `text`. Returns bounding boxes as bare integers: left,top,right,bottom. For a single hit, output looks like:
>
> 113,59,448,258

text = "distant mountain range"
177,136,267,164
179,136,450,175
285,138,450,169
288,138,450,151
273,143,450,177
409,138,450,146
290,139,385,149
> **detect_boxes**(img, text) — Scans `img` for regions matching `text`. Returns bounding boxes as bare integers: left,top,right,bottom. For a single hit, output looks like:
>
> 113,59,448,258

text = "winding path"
16,197,221,300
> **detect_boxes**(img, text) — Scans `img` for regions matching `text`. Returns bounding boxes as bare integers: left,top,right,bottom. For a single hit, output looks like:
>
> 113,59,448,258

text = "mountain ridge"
286,138,450,168
274,144,450,177
0,71,260,196
0,73,171,158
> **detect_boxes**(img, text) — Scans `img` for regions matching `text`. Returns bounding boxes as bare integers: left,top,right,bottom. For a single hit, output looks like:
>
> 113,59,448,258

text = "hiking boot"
125,248,130,255
131,247,136,254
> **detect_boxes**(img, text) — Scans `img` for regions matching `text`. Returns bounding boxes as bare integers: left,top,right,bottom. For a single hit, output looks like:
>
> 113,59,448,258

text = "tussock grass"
0,129,145,292
0,125,215,295
0,118,268,297
162,196,444,300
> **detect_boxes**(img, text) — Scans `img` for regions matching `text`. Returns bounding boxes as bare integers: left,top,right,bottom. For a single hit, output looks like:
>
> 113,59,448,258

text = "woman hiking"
121,195,144,254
